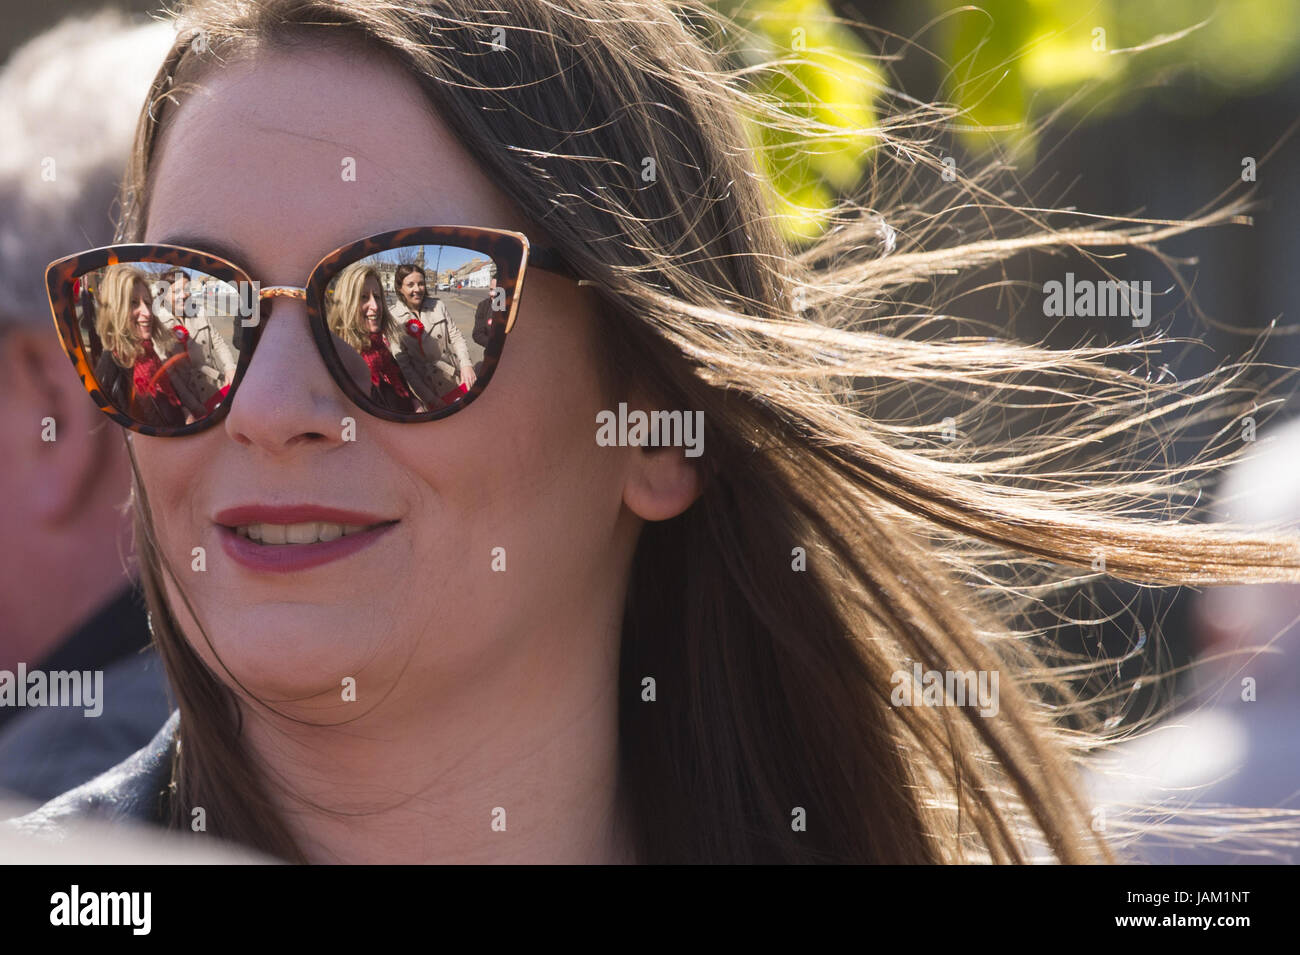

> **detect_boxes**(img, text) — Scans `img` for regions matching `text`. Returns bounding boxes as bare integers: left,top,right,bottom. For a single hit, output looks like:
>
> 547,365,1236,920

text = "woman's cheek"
132,434,218,571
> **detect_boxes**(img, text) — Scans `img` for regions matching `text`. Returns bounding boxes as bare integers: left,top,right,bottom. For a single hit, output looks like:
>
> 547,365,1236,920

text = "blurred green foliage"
933,0,1300,152
715,0,1300,239
720,0,881,241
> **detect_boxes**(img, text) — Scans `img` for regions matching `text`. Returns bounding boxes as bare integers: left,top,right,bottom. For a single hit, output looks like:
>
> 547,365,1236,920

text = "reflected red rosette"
404,318,426,355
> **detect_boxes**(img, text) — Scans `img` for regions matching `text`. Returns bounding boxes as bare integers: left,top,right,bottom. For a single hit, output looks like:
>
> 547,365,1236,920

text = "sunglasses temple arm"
527,246,584,283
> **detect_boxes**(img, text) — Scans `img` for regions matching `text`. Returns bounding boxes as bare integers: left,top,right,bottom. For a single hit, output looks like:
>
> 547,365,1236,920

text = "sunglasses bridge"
259,286,308,300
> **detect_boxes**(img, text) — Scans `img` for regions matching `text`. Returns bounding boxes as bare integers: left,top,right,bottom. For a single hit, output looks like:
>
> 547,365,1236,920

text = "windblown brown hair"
114,0,1300,863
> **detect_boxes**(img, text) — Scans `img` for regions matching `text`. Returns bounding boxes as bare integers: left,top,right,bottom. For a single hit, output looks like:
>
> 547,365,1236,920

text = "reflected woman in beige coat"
389,263,476,407
153,267,239,407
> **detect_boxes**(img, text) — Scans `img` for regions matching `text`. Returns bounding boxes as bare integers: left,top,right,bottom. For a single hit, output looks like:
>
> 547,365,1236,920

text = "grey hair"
0,9,174,325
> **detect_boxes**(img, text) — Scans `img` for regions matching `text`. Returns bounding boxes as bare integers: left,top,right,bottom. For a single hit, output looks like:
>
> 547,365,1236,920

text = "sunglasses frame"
46,225,584,436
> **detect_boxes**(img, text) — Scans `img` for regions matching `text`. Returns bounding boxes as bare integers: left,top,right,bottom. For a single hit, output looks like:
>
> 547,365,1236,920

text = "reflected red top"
132,348,182,406
363,332,413,398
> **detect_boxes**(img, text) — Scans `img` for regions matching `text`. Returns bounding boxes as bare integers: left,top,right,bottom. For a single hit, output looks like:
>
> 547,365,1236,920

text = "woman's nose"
221,297,354,451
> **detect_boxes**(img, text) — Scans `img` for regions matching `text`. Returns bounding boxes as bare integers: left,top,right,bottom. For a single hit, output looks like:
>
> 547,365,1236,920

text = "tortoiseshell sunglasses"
45,225,585,436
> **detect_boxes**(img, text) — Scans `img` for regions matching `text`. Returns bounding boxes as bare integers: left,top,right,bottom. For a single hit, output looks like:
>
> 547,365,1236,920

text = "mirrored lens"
322,244,505,415
72,261,249,428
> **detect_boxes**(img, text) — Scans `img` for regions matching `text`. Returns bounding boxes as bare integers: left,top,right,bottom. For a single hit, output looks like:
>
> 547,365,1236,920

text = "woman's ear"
622,442,703,521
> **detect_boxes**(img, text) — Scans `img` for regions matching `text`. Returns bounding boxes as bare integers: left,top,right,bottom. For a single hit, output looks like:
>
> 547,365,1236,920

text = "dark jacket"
4,711,177,838
0,651,173,804
473,295,495,348
0,585,173,803
92,348,188,429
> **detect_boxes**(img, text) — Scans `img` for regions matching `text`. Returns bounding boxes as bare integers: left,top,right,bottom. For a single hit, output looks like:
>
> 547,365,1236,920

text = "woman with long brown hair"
14,0,1300,863
389,262,476,405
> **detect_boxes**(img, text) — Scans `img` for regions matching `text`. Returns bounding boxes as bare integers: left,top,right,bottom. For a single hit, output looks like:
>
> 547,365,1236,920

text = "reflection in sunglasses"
50,228,550,431
323,245,494,413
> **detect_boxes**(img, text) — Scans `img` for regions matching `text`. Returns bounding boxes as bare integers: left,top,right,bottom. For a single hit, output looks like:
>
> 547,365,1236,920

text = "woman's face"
131,278,153,341
399,270,425,309
134,43,645,711
359,274,383,335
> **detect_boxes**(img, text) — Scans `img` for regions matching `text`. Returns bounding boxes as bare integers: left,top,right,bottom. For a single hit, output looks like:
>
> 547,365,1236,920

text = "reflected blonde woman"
94,264,206,427
326,262,417,413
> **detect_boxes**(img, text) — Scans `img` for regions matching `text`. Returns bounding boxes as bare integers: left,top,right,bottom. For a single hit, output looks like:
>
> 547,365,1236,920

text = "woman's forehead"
143,43,527,280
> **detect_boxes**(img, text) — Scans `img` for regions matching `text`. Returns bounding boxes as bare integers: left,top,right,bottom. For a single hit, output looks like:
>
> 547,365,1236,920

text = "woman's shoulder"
5,710,179,839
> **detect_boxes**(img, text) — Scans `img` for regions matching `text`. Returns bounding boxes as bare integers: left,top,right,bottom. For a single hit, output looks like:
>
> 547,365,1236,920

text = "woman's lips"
213,505,398,573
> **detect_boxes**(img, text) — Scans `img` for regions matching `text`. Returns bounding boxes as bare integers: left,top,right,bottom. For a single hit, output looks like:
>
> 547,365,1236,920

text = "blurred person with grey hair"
0,10,175,807
1089,413,1300,863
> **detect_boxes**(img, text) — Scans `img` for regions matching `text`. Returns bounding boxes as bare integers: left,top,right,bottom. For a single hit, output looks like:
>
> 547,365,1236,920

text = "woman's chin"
191,616,390,709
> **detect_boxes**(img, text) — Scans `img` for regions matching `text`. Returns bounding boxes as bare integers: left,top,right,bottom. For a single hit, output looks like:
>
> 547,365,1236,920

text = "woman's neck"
235,625,633,864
